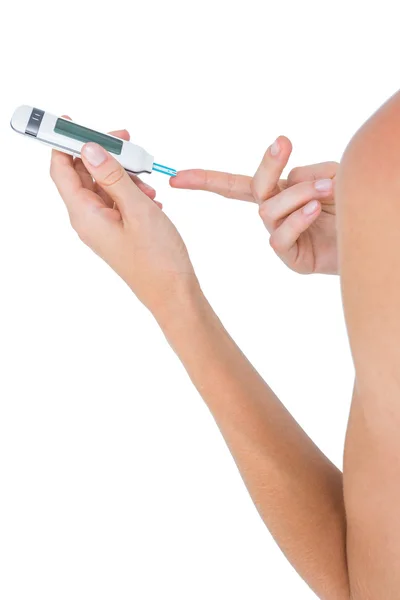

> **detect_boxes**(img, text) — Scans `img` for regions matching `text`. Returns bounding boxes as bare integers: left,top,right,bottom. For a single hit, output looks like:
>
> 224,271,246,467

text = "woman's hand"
171,137,339,274
50,127,197,316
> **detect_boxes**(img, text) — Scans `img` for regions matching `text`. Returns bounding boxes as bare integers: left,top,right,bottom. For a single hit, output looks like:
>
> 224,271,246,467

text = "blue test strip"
153,162,177,177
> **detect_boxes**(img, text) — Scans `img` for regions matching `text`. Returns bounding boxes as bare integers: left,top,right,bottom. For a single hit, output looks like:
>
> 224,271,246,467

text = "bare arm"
156,288,349,599
336,90,400,599
50,130,350,599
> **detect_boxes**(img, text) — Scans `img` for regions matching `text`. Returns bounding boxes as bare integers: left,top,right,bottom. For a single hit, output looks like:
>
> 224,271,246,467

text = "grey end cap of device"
25,108,45,137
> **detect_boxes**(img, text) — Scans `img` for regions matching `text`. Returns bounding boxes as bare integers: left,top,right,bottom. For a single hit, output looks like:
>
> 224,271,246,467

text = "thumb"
81,142,149,218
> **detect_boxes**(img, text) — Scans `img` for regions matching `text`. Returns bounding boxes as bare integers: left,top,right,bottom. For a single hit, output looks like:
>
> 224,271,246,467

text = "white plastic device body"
10,105,156,175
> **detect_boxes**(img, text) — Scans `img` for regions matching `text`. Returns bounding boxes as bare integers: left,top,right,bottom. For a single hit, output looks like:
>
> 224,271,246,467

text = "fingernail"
303,200,319,215
314,178,332,192
270,139,280,156
82,143,107,166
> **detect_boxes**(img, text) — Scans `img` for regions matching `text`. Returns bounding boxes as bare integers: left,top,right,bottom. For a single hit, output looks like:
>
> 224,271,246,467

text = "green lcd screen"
54,118,123,155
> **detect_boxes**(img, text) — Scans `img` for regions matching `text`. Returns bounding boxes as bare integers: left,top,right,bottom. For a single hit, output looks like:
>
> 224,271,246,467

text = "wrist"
152,272,208,332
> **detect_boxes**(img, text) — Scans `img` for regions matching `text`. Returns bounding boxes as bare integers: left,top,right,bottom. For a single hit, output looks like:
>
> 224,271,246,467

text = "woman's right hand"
50,132,198,318
171,137,339,275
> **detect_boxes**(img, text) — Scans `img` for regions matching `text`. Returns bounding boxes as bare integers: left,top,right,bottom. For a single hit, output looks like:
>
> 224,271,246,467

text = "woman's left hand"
171,137,339,275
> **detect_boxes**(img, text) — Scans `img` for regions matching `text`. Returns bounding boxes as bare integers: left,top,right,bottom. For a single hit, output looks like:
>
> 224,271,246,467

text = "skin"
336,90,400,598
48,93,400,598
171,137,339,274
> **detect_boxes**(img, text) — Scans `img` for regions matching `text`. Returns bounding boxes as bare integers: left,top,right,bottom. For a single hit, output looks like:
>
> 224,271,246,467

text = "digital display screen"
54,118,123,155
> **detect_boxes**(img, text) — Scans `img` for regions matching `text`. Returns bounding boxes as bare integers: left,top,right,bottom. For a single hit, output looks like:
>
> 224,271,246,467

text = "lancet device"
10,105,177,177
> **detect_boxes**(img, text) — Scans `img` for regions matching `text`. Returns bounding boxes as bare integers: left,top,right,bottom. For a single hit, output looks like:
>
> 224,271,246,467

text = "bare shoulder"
341,90,400,170
336,89,400,388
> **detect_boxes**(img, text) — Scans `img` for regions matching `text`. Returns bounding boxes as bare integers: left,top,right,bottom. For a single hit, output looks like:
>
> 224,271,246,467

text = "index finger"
50,149,85,211
170,169,254,202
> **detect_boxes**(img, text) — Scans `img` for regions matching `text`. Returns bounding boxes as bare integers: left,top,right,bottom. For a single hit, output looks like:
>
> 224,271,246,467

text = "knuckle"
203,169,210,191
288,166,302,179
258,201,275,227
287,166,303,183
68,210,80,232
292,181,317,200
269,234,281,252
304,180,318,196
258,201,268,220
68,211,88,243
253,190,263,205
323,161,339,171
251,180,264,204
226,173,237,199
101,166,125,188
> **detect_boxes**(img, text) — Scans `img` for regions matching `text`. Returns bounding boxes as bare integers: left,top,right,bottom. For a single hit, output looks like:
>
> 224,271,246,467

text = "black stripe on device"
54,118,123,155
25,108,45,137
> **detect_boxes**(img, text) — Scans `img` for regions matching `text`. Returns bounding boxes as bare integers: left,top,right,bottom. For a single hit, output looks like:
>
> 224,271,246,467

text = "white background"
0,1,398,598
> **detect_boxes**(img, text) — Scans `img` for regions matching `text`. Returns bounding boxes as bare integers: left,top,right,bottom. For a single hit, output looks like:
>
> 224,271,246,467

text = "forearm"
155,281,349,599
